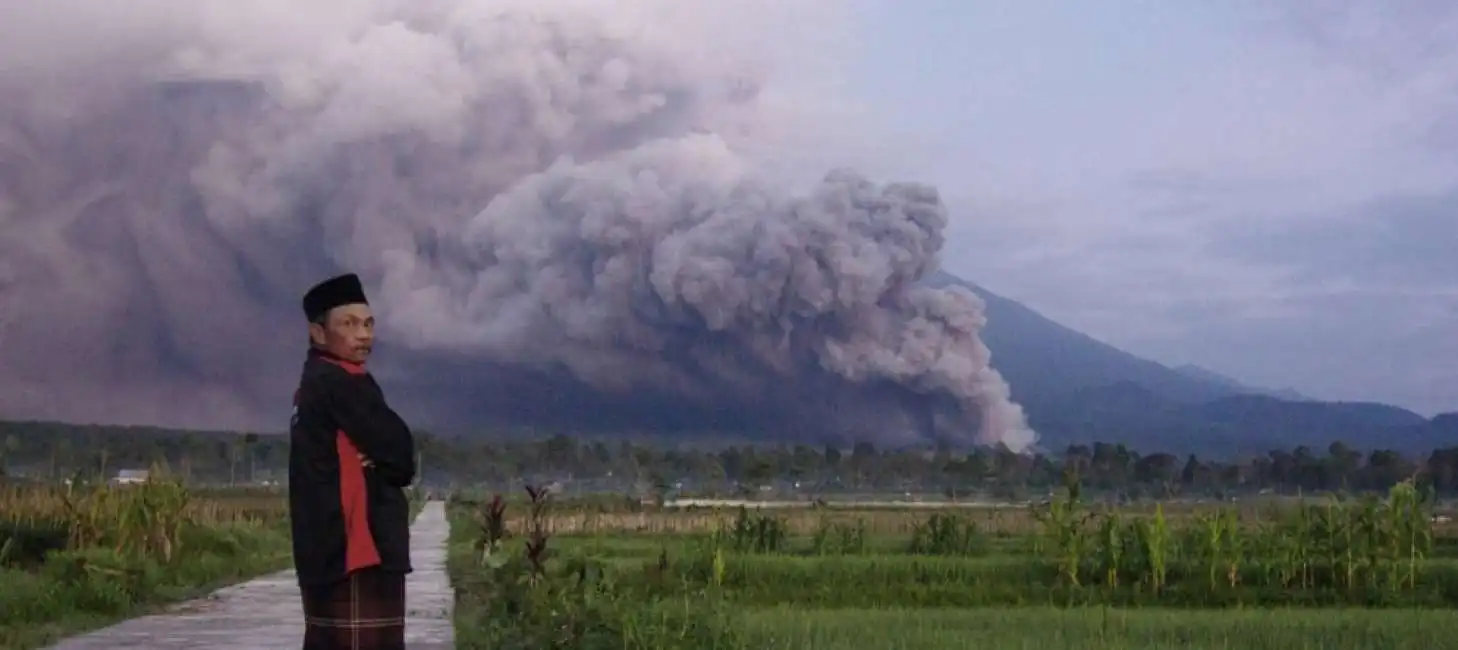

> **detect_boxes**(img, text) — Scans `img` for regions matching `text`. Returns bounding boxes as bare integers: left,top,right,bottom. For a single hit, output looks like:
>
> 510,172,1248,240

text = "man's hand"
358,452,374,468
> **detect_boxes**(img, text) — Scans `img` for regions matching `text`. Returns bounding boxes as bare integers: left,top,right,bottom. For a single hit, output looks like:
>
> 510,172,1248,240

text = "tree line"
1,419,1456,498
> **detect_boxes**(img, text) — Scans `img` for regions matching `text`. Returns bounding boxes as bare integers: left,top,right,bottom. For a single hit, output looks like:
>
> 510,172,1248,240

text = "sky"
827,0,1457,415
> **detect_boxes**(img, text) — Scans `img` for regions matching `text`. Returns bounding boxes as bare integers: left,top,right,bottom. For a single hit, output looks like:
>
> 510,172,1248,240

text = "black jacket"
288,348,416,586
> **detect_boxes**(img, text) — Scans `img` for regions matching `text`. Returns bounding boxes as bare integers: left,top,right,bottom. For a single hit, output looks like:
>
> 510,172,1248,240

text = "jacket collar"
308,347,367,375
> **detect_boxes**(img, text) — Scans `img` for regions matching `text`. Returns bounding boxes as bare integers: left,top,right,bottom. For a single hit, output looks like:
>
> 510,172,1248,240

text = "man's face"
309,303,375,363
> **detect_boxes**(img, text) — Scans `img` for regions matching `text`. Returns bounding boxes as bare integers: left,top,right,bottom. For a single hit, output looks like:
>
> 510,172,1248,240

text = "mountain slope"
1173,364,1312,402
931,272,1440,455
927,271,1232,403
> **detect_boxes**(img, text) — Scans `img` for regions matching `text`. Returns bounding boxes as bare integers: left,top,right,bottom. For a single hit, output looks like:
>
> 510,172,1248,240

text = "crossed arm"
323,373,417,487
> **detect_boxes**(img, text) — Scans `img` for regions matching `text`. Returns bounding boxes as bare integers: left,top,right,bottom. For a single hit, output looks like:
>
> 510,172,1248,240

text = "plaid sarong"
301,567,406,649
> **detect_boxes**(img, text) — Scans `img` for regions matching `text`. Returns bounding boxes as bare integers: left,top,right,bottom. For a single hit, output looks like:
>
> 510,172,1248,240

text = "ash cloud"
0,0,1035,450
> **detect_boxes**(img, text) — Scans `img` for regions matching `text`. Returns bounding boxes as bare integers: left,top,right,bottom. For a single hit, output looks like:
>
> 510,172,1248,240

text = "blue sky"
826,1,1457,414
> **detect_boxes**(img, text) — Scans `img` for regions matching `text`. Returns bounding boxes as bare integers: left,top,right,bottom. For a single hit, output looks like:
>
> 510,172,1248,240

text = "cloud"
1174,185,1458,414
0,0,1040,449
916,2,1458,414
1209,188,1458,289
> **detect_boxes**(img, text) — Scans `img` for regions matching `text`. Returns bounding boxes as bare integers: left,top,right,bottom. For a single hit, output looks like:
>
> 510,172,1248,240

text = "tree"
244,432,260,483
742,458,775,490
702,457,727,496
2,417,1456,498
0,433,18,477
823,444,842,469
228,436,246,485
1180,454,1204,489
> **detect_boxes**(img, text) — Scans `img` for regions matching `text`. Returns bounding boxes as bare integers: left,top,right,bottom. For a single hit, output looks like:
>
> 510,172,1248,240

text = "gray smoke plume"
0,0,1036,450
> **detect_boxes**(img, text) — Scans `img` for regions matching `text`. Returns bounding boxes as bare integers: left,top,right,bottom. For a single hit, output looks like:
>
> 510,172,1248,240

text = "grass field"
0,479,292,649
745,607,1458,650
448,480,1458,649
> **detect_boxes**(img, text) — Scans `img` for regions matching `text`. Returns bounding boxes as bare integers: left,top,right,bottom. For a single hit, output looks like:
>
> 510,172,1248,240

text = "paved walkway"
48,501,454,649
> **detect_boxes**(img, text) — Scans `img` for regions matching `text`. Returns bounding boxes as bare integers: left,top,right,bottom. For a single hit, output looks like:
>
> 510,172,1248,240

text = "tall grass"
0,477,291,649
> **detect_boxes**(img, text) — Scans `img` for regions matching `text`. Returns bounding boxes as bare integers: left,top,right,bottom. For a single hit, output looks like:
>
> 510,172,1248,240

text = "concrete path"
48,501,454,649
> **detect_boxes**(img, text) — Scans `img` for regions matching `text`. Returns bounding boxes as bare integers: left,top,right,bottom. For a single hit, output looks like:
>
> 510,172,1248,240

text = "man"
290,273,416,650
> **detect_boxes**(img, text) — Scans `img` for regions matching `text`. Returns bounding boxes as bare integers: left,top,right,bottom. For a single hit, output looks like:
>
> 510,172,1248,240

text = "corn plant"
711,543,726,587
908,513,985,557
1092,510,1124,588
812,516,867,555
1189,507,1241,590
1033,469,1095,587
724,507,787,554
1386,479,1433,591
1135,505,1171,593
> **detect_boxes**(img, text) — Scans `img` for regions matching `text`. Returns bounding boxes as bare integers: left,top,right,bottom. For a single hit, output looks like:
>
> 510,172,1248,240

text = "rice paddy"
448,478,1458,649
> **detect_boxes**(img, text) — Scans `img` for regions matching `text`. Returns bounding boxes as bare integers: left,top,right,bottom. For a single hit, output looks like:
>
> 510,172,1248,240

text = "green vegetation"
6,419,1458,500
744,607,1458,650
6,419,1458,648
448,474,1458,649
448,488,746,650
0,478,291,649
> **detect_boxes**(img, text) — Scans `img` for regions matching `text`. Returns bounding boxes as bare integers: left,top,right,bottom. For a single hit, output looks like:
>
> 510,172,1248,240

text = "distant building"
110,469,149,486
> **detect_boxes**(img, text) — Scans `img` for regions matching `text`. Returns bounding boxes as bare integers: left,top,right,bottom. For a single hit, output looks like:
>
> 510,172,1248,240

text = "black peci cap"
302,273,369,322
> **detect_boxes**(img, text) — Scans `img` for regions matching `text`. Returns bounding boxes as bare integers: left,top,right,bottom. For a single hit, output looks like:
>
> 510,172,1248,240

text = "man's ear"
308,321,328,346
